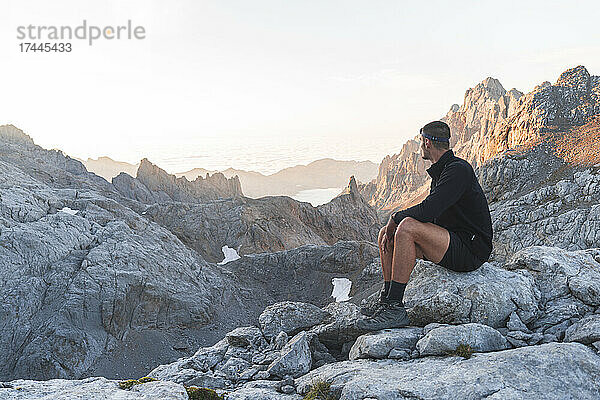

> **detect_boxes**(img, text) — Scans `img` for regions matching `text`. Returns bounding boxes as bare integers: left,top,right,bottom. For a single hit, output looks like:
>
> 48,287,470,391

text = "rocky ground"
3,245,600,399
0,125,379,381
2,66,600,399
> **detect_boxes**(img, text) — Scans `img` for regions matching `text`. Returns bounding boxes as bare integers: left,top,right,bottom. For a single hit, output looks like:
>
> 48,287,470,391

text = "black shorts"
423,231,484,272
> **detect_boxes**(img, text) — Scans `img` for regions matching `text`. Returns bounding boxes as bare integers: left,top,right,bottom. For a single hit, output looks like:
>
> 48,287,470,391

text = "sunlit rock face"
360,67,600,261
481,66,600,164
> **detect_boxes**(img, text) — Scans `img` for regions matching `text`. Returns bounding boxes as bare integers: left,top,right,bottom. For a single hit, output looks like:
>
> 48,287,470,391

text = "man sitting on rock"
356,120,493,331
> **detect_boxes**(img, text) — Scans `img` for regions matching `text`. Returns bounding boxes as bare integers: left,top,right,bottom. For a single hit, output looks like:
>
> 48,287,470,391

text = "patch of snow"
218,245,241,265
58,207,78,215
331,277,352,302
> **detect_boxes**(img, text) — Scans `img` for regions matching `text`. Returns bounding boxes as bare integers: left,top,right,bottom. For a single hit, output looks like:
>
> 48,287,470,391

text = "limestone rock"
267,332,312,378
296,343,600,400
226,380,302,400
505,246,599,335
143,189,379,263
225,326,266,348
309,302,365,351
564,314,600,344
404,260,540,328
0,377,188,400
416,323,510,356
259,302,330,339
349,327,423,360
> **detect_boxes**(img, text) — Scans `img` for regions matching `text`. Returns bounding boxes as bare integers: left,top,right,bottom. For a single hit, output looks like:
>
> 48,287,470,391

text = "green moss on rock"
185,386,225,400
118,376,157,390
302,379,337,400
448,343,474,359
118,379,141,390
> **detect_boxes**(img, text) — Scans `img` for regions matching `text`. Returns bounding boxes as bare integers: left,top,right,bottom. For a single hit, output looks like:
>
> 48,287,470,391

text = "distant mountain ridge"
176,158,379,199
78,156,138,181
83,156,378,200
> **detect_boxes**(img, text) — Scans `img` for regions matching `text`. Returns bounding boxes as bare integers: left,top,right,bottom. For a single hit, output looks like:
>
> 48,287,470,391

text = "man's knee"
395,217,419,239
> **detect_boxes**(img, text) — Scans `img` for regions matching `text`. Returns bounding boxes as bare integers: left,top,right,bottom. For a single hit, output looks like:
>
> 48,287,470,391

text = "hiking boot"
355,301,410,331
360,291,391,316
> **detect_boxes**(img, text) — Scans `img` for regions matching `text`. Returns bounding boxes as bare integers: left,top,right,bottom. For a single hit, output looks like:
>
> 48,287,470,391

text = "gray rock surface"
564,314,600,344
225,326,266,348
0,377,187,400
142,177,380,263
483,151,600,261
309,302,366,354
505,246,600,338
349,327,423,360
267,331,312,378
404,260,540,328
221,241,379,307
259,302,330,339
0,125,379,381
0,174,223,380
416,323,509,356
226,380,302,400
296,343,600,400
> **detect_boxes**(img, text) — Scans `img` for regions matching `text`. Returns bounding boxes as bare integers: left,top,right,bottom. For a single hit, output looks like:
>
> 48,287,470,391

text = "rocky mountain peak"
347,175,359,197
364,65,600,220
481,76,505,92
556,65,590,92
463,77,506,107
0,124,34,146
129,158,243,203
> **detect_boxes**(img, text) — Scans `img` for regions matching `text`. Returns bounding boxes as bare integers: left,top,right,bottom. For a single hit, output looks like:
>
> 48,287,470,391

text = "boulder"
309,302,365,350
404,260,540,328
349,327,423,360
297,343,600,400
267,332,312,378
226,326,266,348
564,314,600,344
416,323,510,356
259,302,330,339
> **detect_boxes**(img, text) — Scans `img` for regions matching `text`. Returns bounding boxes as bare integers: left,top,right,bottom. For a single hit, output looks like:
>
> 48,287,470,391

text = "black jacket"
391,149,493,262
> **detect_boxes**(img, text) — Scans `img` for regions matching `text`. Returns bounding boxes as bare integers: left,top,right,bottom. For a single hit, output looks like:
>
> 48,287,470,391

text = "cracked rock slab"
0,377,188,400
296,342,600,400
349,327,423,360
564,314,600,344
404,261,540,328
416,323,510,356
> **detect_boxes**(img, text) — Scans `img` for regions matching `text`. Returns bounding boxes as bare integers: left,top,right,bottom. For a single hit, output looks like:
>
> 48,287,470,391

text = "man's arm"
391,161,470,225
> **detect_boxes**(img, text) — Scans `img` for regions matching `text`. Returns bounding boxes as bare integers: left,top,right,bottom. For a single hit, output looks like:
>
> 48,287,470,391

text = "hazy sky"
1,0,599,170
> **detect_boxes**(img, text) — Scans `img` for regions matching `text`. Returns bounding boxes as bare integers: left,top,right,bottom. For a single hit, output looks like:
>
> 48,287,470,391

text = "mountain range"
1,65,600,399
81,156,379,201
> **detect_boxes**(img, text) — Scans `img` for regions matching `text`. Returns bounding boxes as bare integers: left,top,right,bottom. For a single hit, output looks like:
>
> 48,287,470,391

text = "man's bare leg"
377,227,392,281
378,226,426,281
392,217,450,283
357,221,433,329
